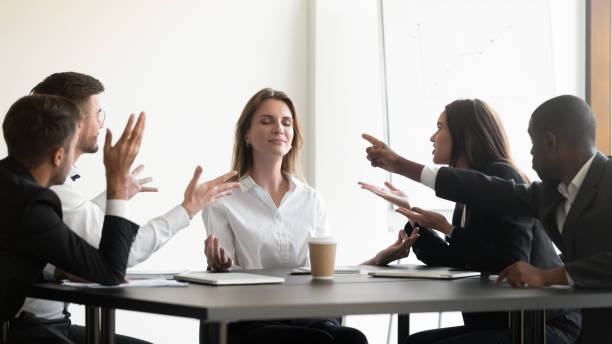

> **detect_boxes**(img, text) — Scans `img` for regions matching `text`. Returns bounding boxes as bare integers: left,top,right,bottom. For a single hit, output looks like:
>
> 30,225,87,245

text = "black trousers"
7,311,151,344
405,308,581,344
404,322,579,344
225,318,368,344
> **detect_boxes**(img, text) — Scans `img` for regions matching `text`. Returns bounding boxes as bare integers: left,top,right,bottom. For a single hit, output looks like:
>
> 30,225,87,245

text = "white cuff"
106,200,130,220
420,166,440,190
565,270,575,286
445,226,455,238
92,191,107,211
42,264,57,280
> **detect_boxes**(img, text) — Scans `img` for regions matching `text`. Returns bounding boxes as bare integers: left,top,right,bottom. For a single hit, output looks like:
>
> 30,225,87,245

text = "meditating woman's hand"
362,228,419,266
204,234,233,271
396,207,454,235
358,181,411,209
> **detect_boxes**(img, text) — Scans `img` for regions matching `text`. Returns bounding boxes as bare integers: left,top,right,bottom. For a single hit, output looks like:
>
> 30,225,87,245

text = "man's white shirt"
19,165,190,319
202,173,328,270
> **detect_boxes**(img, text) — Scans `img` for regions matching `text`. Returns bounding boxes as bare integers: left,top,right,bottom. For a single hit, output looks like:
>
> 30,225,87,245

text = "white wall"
0,1,588,343
0,1,310,343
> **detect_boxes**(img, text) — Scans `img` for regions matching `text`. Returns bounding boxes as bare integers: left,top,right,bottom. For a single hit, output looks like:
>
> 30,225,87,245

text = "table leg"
199,320,228,344
85,306,100,344
526,310,546,344
398,314,410,344
510,310,523,344
101,308,116,344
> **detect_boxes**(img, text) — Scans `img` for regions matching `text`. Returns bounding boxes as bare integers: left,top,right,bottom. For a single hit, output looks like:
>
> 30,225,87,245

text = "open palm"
358,181,411,209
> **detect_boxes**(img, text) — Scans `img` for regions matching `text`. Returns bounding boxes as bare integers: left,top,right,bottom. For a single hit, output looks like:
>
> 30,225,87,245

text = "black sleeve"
566,253,612,288
454,163,537,272
405,222,456,267
18,189,138,285
447,212,534,272
413,164,539,272
435,166,543,218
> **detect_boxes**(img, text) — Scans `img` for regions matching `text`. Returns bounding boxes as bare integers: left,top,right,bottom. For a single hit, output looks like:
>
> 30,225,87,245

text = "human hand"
363,228,419,266
396,207,453,235
55,267,92,283
181,167,239,219
104,112,146,200
362,133,404,174
358,181,411,209
496,261,568,287
204,234,233,271
126,164,158,199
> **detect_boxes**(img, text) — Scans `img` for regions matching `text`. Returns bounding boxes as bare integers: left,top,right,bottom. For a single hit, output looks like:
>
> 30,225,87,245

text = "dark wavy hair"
445,99,529,183
3,95,82,167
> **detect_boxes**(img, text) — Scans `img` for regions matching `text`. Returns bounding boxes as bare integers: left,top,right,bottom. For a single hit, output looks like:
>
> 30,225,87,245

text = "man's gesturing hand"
126,164,158,199
104,112,146,200
180,167,239,219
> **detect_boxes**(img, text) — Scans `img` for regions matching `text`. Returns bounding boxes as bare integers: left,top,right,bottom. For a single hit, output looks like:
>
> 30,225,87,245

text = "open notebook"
368,266,480,280
174,271,285,286
290,266,361,275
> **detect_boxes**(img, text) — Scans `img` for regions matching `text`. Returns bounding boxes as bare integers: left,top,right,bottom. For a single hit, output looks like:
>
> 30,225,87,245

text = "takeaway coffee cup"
308,236,337,279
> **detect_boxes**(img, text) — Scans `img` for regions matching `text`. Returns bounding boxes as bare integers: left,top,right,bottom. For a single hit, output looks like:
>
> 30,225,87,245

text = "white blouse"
202,173,328,270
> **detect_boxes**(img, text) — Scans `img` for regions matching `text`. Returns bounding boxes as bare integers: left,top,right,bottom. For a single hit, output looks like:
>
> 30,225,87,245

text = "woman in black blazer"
360,99,581,344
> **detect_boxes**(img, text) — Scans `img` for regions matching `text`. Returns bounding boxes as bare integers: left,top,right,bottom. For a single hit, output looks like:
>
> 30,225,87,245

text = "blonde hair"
231,88,303,180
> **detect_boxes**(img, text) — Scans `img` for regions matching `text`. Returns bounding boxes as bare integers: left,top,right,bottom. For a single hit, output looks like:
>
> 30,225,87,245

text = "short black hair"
3,95,82,168
529,95,596,148
31,72,104,106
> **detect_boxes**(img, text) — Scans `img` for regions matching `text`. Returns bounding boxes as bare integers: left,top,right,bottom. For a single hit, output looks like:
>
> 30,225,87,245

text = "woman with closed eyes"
202,88,368,344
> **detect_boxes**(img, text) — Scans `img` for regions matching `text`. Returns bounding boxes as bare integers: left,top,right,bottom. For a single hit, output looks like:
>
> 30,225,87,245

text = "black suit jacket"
408,162,562,274
0,157,139,322
405,162,578,332
434,152,612,341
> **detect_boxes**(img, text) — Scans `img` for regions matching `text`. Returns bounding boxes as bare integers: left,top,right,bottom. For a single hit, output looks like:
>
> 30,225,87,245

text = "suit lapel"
562,153,608,258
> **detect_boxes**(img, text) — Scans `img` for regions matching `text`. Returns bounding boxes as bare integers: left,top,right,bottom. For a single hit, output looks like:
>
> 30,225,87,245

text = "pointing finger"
362,133,381,145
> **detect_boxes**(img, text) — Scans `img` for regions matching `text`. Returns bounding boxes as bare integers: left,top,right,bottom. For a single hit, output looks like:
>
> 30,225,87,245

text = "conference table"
27,264,612,344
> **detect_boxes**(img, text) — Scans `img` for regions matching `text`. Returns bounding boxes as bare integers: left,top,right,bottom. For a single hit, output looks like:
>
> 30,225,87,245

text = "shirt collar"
557,154,596,201
67,165,80,183
239,172,305,193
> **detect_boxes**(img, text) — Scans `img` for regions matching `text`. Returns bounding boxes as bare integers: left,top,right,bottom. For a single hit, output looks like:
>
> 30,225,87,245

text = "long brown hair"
231,88,303,180
445,99,529,183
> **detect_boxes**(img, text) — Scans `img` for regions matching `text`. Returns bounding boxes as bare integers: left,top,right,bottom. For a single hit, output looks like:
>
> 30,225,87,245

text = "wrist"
180,202,196,219
545,266,568,285
106,177,129,199
441,223,454,235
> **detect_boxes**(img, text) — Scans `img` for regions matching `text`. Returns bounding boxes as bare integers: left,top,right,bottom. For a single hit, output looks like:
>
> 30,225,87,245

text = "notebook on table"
290,266,361,275
174,271,285,285
368,266,480,280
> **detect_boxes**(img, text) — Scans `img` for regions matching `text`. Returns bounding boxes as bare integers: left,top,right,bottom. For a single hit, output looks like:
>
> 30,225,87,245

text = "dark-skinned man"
363,95,611,342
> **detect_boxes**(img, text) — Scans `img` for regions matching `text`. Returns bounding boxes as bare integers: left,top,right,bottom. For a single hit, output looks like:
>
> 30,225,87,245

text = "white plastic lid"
308,236,336,244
